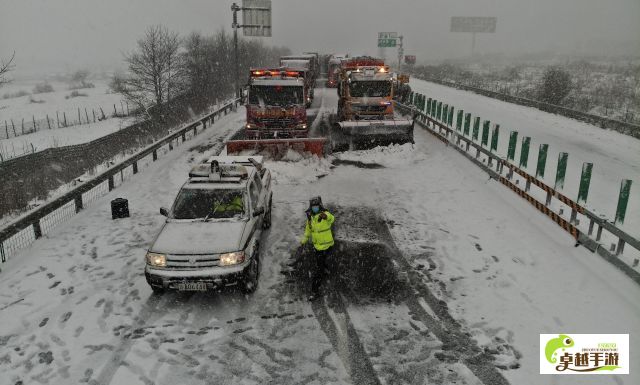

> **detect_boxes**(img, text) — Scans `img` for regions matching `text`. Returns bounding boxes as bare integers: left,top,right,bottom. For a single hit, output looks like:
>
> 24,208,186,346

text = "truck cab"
246,68,308,139
144,156,273,294
279,59,314,107
337,57,395,121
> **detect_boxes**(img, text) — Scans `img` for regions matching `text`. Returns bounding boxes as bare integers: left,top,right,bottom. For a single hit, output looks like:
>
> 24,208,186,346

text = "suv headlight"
219,251,245,266
146,252,166,267
296,124,307,129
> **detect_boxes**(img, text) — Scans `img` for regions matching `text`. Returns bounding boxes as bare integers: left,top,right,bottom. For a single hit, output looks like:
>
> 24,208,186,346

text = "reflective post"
481,120,490,147
535,144,548,179
614,179,632,225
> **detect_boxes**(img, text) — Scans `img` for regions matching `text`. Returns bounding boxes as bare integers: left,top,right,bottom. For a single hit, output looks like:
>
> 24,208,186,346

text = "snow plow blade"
333,119,414,150
226,137,327,157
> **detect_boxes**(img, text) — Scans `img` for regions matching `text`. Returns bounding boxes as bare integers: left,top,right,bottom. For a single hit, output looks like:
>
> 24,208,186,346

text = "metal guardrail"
396,99,640,285
411,76,640,139
0,99,240,263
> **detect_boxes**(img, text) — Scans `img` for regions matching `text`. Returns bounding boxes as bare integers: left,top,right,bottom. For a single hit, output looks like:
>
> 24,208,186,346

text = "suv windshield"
349,80,392,98
172,188,245,220
249,85,304,107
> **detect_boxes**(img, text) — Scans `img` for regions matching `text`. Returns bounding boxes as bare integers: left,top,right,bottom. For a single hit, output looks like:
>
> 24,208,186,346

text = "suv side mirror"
160,207,169,217
253,207,265,217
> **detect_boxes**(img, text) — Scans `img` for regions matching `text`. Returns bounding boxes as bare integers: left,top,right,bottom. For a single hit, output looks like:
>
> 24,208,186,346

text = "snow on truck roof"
251,78,304,86
280,59,310,69
281,55,314,60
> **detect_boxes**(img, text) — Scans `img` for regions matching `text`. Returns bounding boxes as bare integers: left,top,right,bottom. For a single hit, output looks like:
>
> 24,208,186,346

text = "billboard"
450,17,497,33
242,0,272,37
404,55,416,65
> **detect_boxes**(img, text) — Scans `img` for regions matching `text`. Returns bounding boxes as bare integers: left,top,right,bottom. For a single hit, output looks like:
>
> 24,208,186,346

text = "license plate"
176,282,207,291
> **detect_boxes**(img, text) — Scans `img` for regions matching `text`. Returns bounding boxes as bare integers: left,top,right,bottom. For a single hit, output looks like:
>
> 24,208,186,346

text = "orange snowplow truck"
225,68,325,157
332,56,413,149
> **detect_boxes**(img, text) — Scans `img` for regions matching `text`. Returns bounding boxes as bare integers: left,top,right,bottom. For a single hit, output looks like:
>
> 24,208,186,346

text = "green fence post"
456,110,463,131
536,144,549,179
519,136,531,169
432,100,437,117
472,117,480,141
507,131,518,161
576,162,593,205
490,124,499,152
614,179,632,225
437,102,442,121
481,120,490,147
427,98,432,116
464,113,471,136
554,152,568,190
443,104,448,123
448,106,454,126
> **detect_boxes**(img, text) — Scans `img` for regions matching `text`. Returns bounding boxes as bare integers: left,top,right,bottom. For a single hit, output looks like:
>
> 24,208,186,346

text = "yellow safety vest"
301,211,335,251
214,196,244,213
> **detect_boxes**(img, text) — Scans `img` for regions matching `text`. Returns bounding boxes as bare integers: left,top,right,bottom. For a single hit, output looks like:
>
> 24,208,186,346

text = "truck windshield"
249,85,303,107
349,81,392,98
172,189,245,220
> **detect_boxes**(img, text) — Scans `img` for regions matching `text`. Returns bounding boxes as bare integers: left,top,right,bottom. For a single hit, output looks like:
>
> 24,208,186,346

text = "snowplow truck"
333,57,414,150
281,54,319,83
225,68,325,157
326,54,346,88
279,59,314,107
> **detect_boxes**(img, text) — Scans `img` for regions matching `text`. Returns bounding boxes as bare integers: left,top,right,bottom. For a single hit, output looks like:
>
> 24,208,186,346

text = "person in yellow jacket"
213,194,244,216
300,196,335,301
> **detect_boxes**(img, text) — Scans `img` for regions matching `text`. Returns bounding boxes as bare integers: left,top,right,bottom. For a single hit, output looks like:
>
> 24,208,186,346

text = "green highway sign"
378,32,397,47
378,38,397,47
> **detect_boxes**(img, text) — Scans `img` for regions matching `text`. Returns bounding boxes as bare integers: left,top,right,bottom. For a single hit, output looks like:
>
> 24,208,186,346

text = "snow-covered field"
0,116,133,160
409,78,640,238
0,86,638,384
0,79,125,127
0,79,131,160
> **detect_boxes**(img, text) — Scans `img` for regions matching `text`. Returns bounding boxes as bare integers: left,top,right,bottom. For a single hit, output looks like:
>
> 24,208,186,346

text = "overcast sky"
1,0,639,77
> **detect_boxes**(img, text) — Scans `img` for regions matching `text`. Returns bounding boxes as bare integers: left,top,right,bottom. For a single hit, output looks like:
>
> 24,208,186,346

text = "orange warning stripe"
498,175,580,239
501,162,585,214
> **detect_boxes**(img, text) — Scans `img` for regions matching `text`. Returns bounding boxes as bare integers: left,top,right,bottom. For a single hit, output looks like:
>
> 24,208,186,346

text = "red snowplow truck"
225,68,325,157
280,55,316,107
326,54,347,88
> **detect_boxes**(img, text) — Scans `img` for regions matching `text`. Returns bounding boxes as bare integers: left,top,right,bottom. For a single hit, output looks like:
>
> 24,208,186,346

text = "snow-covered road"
409,78,640,237
0,86,638,385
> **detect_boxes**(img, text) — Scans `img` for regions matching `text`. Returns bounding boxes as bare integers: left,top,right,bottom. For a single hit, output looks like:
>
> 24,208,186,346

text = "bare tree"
0,51,16,87
118,25,185,114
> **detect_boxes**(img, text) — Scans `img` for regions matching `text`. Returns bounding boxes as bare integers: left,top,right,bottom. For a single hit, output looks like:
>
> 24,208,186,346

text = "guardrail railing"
409,76,640,139
0,99,240,264
396,95,640,285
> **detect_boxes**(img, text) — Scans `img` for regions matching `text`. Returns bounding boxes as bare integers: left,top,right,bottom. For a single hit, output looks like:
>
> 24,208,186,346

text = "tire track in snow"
311,294,382,385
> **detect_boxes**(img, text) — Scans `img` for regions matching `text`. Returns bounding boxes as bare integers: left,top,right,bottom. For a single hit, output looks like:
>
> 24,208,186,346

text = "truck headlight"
146,252,166,267
297,124,307,129
219,251,245,266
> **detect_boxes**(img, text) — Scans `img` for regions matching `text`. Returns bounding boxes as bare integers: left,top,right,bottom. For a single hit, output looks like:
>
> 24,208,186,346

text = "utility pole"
471,32,476,56
231,3,241,100
397,35,404,73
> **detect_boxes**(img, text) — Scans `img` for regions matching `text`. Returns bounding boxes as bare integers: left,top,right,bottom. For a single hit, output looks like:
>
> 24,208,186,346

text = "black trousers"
311,246,333,295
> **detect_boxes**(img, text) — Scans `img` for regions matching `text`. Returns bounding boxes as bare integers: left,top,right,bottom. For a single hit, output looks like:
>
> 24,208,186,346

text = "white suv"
144,156,273,294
